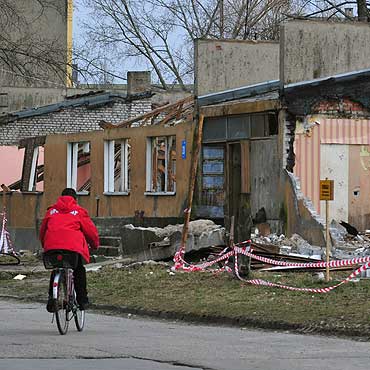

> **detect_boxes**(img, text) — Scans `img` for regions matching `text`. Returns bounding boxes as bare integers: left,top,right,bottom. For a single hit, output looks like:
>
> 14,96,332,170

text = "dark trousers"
48,254,88,304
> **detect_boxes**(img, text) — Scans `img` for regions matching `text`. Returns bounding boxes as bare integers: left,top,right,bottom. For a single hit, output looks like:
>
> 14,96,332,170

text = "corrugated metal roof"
1,91,153,123
197,68,370,107
197,80,280,106
284,68,370,91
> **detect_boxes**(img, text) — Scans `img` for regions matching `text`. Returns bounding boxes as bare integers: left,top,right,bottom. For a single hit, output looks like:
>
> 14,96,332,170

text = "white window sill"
144,192,176,196
77,191,89,196
103,191,130,196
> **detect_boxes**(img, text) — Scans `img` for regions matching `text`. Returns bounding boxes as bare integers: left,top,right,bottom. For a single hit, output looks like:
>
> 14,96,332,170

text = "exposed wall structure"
283,171,325,246
0,94,152,145
195,39,279,96
3,119,194,250
42,122,194,218
294,115,370,230
281,20,370,85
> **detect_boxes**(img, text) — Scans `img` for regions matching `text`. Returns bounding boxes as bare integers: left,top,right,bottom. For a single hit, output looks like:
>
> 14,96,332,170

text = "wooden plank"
240,140,250,193
152,139,157,191
167,137,173,191
115,96,193,128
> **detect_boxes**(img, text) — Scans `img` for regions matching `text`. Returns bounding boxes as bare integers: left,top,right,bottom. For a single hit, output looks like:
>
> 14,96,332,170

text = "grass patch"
1,264,370,336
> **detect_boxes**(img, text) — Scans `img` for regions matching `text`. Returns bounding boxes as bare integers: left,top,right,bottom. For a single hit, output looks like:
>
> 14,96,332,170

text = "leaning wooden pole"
179,114,204,258
1,184,9,210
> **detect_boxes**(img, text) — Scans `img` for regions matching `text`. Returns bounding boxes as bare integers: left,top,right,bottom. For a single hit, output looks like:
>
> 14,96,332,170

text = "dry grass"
1,264,370,336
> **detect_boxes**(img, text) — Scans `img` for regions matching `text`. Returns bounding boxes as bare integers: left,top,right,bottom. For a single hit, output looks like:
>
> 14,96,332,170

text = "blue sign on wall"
181,140,186,159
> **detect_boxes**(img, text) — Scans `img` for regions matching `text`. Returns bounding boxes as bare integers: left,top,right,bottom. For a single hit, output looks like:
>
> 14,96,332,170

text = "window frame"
66,141,90,195
145,135,176,196
103,139,130,195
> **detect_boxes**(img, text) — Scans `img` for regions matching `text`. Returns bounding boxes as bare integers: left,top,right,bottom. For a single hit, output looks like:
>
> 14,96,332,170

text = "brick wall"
0,99,152,145
312,98,370,117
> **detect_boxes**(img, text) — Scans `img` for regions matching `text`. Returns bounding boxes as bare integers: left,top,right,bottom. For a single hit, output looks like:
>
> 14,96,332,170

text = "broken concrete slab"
120,220,225,262
329,220,347,247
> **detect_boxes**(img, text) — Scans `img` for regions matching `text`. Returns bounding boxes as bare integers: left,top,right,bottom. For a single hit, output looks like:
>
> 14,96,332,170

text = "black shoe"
78,297,89,311
46,298,55,313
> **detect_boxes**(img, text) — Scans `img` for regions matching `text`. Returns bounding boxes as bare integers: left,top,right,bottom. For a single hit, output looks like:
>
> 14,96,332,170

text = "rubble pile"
121,220,225,262
252,230,324,259
250,220,370,272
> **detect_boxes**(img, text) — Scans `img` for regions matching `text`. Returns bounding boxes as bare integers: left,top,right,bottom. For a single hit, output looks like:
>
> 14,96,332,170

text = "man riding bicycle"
40,188,100,312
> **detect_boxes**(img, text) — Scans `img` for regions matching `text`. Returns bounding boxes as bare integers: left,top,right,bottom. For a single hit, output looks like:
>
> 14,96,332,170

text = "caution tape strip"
173,240,370,293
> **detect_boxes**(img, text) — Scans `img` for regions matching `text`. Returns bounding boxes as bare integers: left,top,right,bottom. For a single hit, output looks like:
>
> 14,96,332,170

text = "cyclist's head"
61,188,77,200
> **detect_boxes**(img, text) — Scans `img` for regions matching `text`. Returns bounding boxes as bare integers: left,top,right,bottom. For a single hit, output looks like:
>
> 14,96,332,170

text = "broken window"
16,136,46,192
203,113,278,143
199,145,225,217
104,139,130,193
146,136,176,194
67,142,91,194
28,146,44,191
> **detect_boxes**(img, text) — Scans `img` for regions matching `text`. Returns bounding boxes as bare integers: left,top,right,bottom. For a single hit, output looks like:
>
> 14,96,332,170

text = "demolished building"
194,20,370,247
2,19,370,258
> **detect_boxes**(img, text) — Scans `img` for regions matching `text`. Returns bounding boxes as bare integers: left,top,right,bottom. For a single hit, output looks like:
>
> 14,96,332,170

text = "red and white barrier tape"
173,240,370,293
0,208,15,254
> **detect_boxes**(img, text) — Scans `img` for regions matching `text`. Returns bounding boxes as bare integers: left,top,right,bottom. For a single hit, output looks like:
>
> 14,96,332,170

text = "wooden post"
325,199,330,282
180,115,204,253
229,215,235,248
1,184,9,210
320,177,334,282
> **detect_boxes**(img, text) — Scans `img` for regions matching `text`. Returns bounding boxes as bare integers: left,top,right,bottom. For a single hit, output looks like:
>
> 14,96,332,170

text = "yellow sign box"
320,180,334,201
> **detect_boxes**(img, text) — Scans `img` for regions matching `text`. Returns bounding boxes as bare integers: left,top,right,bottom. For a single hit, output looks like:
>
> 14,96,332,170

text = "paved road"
1,300,370,370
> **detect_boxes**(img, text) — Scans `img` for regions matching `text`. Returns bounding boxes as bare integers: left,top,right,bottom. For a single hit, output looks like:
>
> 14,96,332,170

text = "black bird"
340,221,358,236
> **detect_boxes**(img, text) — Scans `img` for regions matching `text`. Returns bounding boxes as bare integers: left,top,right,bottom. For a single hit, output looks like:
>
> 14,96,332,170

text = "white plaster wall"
195,39,279,96
281,20,370,84
320,144,349,222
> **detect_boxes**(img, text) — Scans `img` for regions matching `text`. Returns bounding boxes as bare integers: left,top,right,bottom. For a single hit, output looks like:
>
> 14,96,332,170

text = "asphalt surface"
1,299,370,370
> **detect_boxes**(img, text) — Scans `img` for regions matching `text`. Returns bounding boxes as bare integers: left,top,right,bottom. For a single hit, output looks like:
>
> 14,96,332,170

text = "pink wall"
0,146,24,186
294,118,370,228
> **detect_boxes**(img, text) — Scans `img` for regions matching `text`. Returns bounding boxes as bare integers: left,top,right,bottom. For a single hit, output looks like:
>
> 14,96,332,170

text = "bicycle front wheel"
74,292,85,332
54,272,69,335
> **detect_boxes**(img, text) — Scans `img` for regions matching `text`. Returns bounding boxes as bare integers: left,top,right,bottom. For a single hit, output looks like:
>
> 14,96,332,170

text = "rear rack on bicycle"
43,250,79,269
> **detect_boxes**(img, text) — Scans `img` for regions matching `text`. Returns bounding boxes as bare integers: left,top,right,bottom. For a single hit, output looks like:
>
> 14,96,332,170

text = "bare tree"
79,0,297,90
78,0,369,90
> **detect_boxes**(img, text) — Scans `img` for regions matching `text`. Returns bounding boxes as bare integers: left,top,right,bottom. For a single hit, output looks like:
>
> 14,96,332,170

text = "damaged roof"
198,67,370,109
198,80,280,107
0,90,154,124
284,67,370,91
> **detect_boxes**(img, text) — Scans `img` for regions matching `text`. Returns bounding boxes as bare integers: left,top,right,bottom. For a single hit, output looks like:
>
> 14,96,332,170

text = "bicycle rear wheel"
54,272,69,335
74,291,85,332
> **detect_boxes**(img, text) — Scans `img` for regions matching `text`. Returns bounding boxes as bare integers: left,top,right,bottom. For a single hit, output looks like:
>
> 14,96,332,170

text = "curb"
1,294,368,341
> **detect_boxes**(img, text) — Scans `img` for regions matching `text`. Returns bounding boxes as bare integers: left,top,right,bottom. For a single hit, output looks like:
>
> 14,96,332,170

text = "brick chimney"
127,71,151,95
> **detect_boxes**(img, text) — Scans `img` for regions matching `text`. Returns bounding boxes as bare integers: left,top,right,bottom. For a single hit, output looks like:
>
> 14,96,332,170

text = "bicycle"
43,250,85,335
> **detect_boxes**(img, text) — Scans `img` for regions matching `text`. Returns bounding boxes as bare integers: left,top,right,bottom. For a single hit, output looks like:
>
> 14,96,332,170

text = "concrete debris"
329,220,347,246
121,220,225,262
13,274,26,280
253,221,370,265
85,265,102,272
252,233,323,259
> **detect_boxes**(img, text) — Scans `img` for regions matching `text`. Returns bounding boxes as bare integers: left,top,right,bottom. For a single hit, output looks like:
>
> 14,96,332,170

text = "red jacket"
39,196,99,263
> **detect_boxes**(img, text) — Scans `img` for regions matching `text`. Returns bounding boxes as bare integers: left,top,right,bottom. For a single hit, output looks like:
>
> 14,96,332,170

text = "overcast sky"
72,0,148,81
